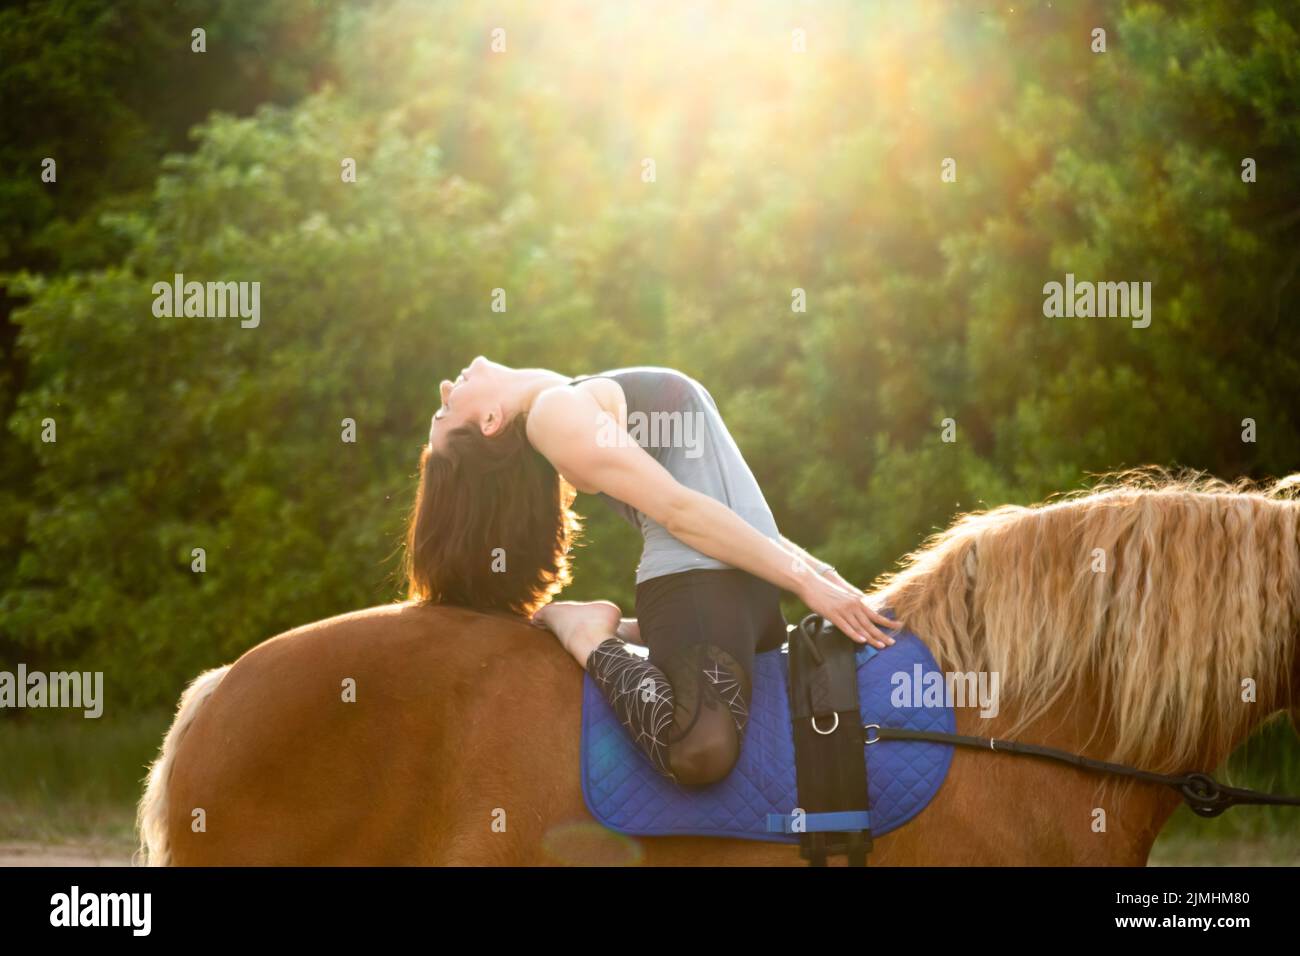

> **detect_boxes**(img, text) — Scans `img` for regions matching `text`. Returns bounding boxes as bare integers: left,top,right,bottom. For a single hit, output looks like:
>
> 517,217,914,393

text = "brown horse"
138,474,1300,865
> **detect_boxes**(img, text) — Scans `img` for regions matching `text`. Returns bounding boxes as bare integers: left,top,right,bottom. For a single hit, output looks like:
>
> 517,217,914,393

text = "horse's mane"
872,468,1300,772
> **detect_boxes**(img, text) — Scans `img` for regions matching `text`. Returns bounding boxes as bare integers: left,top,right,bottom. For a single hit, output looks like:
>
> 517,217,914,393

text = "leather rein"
865,724,1300,818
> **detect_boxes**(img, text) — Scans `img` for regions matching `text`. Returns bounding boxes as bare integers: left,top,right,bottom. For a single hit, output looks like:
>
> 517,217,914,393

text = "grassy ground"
1,709,1297,864
0,709,170,856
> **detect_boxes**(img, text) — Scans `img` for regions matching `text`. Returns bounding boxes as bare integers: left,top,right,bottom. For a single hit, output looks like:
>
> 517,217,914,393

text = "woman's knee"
667,694,741,785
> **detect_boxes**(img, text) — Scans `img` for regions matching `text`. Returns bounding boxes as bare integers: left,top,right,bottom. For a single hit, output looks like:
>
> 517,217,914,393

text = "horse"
137,473,1300,865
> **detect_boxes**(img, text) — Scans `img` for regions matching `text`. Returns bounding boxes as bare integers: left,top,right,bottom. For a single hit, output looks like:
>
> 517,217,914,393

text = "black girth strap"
785,613,872,866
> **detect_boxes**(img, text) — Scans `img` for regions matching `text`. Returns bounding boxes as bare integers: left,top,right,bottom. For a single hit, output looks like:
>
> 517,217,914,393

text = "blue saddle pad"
580,631,955,842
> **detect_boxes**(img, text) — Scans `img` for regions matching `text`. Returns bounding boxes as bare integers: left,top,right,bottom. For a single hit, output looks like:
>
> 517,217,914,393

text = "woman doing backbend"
408,357,896,785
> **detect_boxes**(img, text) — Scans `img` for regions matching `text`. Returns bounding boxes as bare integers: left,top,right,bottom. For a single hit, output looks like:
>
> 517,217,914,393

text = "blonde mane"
872,470,1300,773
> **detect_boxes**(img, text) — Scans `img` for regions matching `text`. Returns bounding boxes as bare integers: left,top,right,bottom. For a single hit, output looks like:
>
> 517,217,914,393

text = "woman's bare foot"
531,600,622,668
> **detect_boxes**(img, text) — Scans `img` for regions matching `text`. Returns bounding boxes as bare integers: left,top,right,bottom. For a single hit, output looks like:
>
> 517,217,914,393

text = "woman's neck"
508,368,573,418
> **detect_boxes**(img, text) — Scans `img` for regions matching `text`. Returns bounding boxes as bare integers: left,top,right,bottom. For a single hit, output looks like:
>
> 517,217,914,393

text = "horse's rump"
144,602,580,865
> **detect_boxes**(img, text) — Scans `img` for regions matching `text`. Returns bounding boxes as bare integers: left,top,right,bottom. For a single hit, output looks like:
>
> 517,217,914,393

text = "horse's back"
165,602,581,864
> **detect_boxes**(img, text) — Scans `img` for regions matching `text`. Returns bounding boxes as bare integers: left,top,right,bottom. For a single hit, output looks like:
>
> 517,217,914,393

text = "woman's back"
568,366,780,583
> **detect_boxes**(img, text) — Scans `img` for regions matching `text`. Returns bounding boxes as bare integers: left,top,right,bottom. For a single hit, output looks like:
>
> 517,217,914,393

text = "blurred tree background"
1,1,1298,857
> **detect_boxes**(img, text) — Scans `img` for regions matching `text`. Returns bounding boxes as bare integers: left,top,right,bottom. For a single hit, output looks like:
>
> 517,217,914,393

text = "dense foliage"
3,0,1298,706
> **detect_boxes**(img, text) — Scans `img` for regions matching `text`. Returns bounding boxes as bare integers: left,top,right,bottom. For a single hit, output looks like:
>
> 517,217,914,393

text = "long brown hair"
405,414,582,616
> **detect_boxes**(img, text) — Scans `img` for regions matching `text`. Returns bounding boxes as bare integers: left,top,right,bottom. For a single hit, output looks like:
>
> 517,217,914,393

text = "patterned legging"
585,568,789,786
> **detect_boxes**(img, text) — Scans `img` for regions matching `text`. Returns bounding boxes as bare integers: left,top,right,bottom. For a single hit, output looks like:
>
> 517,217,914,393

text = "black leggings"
586,568,789,786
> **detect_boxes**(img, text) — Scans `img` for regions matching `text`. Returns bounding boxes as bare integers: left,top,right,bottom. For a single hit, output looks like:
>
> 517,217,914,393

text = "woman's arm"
527,387,895,645
649,487,899,644
779,534,833,576
779,535,884,609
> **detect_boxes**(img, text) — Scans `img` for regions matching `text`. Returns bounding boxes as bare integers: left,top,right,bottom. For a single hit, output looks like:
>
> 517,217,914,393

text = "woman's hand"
819,566,863,598
798,571,899,648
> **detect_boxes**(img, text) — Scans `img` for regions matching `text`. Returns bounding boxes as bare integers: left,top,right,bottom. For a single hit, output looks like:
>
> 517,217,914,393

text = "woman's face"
428,355,507,450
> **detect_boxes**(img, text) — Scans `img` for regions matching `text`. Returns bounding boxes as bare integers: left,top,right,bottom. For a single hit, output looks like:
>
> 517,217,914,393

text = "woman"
407,356,897,786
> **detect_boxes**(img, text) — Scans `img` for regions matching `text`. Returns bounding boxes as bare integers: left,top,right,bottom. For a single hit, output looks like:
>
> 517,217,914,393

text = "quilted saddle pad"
580,631,955,842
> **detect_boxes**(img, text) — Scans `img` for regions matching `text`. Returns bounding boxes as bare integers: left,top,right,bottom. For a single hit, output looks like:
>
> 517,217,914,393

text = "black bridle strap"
868,726,1300,818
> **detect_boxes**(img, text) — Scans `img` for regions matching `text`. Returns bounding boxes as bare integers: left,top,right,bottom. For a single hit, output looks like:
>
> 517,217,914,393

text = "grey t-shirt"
568,367,781,584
